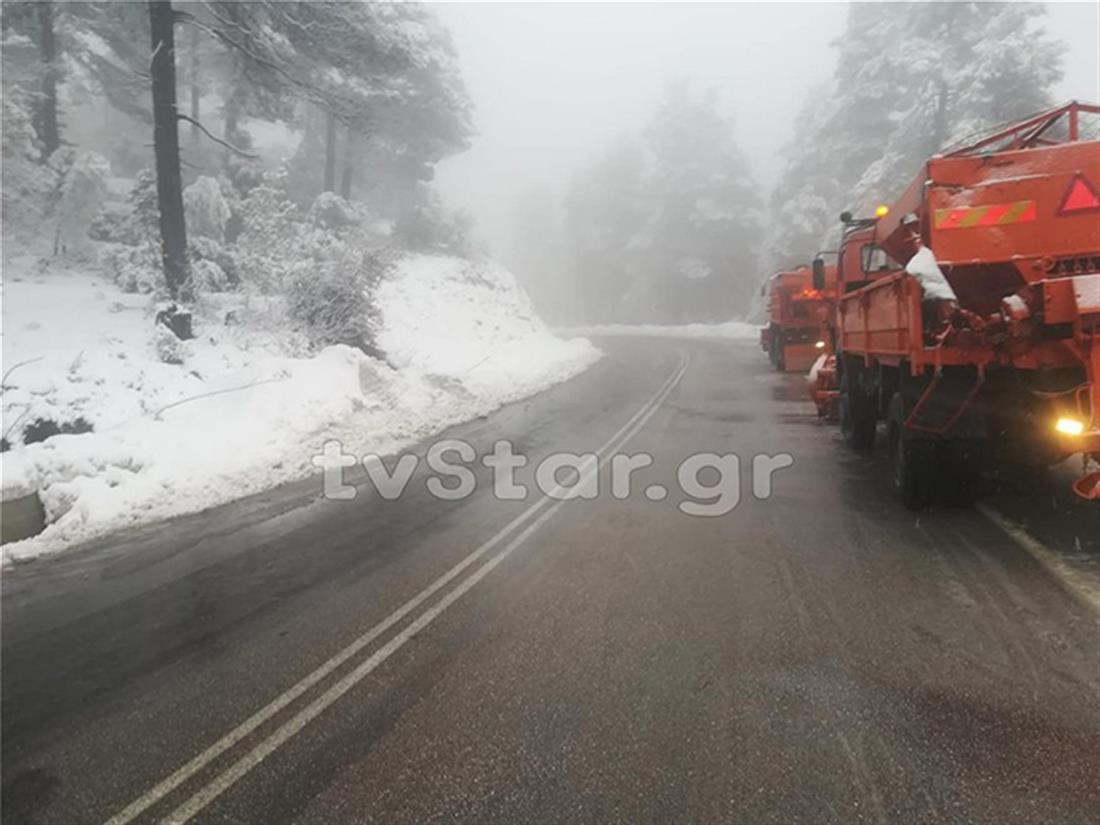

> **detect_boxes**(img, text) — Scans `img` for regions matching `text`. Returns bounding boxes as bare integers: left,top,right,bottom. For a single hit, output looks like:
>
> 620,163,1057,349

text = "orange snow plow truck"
759,265,835,372
814,102,1100,507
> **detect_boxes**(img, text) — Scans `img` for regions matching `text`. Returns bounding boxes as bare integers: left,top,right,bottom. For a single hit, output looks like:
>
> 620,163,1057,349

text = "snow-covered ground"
2,253,599,561
557,321,758,340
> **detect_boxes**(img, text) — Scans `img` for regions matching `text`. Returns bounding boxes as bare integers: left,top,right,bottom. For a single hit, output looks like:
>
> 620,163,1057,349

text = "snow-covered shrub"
183,175,231,241
192,258,230,292
105,240,164,294
190,236,239,291
125,170,160,239
153,323,186,364
232,175,304,291
225,146,265,197
285,250,385,356
91,170,158,247
88,208,129,244
100,171,171,294
307,192,361,231
54,151,111,257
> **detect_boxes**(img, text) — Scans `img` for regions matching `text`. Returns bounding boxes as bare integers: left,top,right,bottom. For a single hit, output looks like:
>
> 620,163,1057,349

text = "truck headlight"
1055,417,1085,436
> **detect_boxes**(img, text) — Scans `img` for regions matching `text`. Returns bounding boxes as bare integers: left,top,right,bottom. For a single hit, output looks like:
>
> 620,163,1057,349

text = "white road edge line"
976,503,1100,614
105,354,688,825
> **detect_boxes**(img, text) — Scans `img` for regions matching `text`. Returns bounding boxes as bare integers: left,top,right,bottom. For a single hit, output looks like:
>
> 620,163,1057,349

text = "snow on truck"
812,101,1100,507
759,265,835,372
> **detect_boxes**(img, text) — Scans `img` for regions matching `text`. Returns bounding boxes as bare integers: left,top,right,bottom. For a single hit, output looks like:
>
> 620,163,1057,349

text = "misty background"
435,2,1100,323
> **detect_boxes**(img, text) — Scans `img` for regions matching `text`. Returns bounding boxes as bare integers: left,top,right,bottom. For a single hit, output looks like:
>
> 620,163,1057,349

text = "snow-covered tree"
231,171,304,292
759,83,840,285
851,2,1063,211
1,1,65,159
760,1,1064,299
562,137,649,323
183,175,230,242
642,83,762,322
1,88,57,235
557,84,761,324
202,1,471,196
53,149,108,256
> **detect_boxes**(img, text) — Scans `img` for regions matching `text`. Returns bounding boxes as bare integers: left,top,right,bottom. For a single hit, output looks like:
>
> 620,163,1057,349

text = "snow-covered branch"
176,114,259,158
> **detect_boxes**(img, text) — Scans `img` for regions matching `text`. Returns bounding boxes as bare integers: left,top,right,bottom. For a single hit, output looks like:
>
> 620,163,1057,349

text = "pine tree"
643,83,762,322
2,1,65,160
763,85,836,274
762,1,1064,292
148,0,190,303
562,137,648,323
852,2,1063,211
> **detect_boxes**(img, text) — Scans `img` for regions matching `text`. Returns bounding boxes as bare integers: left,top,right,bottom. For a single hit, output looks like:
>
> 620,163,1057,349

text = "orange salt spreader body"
818,101,1100,505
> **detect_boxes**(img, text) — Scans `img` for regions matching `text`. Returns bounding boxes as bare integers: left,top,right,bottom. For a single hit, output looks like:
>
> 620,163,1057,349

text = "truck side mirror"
811,258,826,291
839,211,853,225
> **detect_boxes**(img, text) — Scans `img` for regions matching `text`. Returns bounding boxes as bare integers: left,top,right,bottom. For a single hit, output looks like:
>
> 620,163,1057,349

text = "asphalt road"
3,337,1098,825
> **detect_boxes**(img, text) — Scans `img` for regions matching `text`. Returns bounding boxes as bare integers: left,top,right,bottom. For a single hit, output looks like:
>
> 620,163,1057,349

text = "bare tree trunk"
222,53,242,157
340,127,355,199
222,89,240,166
148,0,191,304
35,1,61,161
324,110,337,192
189,22,200,144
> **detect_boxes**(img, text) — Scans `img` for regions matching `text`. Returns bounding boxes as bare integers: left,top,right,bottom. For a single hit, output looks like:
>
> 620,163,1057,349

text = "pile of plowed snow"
1,254,599,560
557,321,758,340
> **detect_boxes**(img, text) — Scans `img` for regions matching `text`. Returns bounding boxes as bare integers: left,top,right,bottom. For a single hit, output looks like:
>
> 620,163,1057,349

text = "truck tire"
767,326,778,368
938,438,983,507
888,393,933,509
774,330,786,371
840,363,876,450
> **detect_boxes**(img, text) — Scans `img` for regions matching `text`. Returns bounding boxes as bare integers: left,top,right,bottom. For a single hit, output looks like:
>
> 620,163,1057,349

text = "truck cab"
761,266,835,372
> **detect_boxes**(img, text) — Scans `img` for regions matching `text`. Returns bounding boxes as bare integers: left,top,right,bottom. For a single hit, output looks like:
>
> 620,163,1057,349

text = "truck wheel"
888,393,933,509
938,439,983,507
774,331,786,371
840,367,876,450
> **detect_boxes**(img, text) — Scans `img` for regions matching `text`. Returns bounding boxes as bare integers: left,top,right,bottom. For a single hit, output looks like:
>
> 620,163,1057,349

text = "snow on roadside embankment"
557,321,758,340
1,254,599,561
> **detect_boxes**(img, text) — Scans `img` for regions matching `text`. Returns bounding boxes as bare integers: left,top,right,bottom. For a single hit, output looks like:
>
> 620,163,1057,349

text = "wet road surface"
3,336,1098,824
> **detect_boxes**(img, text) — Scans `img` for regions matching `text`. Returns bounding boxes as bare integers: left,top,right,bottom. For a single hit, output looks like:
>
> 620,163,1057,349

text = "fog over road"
3,337,1098,824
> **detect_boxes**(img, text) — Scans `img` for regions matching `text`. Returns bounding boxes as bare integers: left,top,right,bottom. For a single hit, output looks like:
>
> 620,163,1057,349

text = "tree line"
2,1,472,306
513,82,763,326
519,1,1067,326
763,1,1064,278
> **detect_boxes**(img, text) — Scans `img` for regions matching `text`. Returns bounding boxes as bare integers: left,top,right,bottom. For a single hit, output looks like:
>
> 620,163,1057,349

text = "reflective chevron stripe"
934,200,1037,230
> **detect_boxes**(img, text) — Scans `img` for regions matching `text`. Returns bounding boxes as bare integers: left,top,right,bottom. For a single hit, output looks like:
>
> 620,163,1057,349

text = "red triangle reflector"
1057,173,1100,215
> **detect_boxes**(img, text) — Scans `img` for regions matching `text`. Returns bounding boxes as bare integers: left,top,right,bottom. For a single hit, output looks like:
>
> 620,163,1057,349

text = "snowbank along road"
2,335,1098,824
